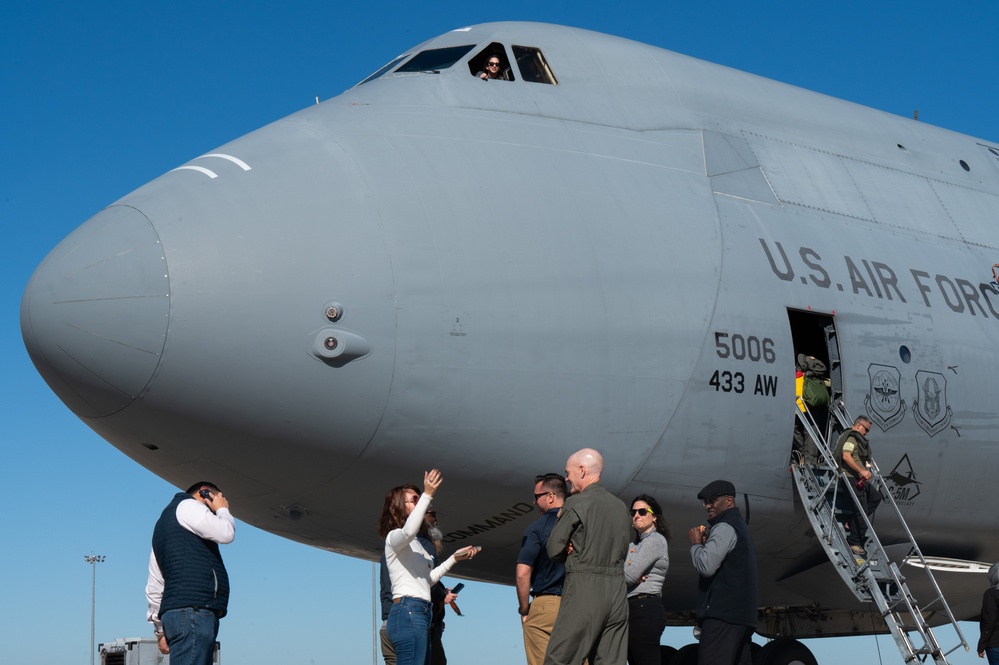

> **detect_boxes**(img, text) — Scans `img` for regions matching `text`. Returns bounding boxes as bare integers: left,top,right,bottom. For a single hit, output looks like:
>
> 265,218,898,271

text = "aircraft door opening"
788,309,843,465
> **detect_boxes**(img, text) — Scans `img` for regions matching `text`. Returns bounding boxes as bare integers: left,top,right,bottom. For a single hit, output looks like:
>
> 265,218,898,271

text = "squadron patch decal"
913,370,953,437
883,454,921,506
865,364,906,431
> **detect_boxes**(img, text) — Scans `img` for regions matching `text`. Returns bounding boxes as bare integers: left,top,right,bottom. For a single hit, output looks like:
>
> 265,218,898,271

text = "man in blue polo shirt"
516,473,568,665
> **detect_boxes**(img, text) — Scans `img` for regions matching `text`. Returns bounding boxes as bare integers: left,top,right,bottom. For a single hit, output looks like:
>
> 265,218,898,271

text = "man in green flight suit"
543,448,632,665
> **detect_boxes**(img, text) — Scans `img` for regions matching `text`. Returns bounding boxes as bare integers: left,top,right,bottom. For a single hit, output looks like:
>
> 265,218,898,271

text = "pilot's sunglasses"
487,62,500,67
630,508,654,517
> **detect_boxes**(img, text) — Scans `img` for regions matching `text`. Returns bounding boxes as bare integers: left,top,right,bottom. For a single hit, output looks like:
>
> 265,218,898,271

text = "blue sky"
2,2,995,663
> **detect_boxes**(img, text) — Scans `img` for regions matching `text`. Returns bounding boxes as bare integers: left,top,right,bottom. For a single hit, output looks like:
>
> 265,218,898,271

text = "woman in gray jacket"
624,494,671,665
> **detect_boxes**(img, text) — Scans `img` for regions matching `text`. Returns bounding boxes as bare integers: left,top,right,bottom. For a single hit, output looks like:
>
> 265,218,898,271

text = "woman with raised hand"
379,469,480,665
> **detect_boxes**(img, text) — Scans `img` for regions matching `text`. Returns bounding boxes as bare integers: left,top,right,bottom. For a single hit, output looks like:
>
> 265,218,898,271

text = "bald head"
565,448,604,494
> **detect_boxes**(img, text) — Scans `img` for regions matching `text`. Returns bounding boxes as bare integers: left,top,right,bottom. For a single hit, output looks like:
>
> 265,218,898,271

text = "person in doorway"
793,353,830,465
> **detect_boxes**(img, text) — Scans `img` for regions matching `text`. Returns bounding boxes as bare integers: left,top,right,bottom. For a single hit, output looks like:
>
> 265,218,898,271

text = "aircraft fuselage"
21,22,999,637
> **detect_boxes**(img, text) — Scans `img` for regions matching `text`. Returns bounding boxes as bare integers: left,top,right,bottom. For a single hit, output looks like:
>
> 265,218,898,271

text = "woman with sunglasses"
623,494,671,665
476,55,511,80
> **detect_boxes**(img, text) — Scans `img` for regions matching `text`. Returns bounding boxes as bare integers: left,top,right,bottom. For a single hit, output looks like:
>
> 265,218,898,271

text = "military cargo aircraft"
20,21,999,665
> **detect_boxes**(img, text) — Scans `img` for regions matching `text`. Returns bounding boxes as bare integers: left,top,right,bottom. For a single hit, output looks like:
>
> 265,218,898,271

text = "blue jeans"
161,607,219,665
986,647,999,665
388,597,431,665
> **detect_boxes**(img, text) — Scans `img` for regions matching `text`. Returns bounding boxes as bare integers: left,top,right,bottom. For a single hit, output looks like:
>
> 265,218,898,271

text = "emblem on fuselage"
912,370,953,436
884,453,921,505
865,364,906,431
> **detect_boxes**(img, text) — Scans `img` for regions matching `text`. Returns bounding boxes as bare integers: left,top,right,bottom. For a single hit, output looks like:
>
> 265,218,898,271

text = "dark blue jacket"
697,507,757,628
152,493,230,618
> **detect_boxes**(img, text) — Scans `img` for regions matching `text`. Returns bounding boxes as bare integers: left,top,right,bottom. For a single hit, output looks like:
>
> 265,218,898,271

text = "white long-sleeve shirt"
385,493,456,602
145,498,235,632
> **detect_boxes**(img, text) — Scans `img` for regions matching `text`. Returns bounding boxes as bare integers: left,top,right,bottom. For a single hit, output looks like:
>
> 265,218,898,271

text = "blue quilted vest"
696,507,758,628
152,493,230,618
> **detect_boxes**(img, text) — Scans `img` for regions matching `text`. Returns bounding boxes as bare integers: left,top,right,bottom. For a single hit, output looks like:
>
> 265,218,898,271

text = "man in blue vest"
145,481,235,665
688,480,758,665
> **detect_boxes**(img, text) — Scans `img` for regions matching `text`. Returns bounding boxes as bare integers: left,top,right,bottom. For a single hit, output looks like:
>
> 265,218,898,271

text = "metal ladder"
790,399,969,664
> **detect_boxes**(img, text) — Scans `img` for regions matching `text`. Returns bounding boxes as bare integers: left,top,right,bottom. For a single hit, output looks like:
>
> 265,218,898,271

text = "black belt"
531,592,562,598
630,593,660,600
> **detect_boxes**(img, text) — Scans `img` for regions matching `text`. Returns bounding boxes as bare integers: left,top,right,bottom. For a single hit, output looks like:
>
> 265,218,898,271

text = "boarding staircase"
790,353,969,663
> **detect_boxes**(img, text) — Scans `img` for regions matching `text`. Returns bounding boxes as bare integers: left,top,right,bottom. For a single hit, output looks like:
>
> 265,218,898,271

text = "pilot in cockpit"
476,55,512,81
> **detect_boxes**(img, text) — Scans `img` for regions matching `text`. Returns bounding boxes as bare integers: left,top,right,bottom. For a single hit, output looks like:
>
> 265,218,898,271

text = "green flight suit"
543,482,632,665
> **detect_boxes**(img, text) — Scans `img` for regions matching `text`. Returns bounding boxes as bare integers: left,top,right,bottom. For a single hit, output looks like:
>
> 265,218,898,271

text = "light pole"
84,554,106,665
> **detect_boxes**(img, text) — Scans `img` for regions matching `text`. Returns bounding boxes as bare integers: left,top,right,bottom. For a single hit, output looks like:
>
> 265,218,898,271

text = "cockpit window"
355,55,411,86
469,43,515,81
513,46,557,85
395,45,476,73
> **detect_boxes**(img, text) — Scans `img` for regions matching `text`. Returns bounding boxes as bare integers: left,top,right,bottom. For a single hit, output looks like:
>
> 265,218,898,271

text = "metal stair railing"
790,399,969,664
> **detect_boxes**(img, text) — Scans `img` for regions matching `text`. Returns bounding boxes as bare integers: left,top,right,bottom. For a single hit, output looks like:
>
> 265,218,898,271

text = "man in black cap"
688,480,758,665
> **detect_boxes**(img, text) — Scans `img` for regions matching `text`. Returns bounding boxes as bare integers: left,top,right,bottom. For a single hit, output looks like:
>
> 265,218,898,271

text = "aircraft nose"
20,205,169,418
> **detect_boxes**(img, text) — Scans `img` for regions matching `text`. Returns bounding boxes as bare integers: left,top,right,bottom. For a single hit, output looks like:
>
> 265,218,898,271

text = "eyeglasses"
703,496,731,506
630,508,654,517
487,62,500,67
534,491,552,501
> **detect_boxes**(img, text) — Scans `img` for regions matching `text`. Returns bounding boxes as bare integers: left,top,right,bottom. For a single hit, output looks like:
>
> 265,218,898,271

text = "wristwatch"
154,630,164,639
518,607,529,616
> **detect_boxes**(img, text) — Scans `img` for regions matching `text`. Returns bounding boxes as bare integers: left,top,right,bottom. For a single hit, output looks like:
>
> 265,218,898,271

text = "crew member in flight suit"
543,448,632,665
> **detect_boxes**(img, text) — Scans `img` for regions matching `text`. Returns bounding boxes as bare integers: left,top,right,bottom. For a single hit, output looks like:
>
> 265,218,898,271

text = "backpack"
802,375,830,407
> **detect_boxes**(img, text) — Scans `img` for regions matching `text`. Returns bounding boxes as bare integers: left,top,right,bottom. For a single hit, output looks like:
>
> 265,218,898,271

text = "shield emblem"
864,364,905,430
913,370,952,436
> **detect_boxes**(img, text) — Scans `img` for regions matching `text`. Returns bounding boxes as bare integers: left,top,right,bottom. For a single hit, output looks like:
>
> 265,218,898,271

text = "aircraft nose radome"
20,205,170,419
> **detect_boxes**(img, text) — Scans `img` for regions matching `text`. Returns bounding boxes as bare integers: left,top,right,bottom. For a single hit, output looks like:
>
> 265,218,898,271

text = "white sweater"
385,492,456,601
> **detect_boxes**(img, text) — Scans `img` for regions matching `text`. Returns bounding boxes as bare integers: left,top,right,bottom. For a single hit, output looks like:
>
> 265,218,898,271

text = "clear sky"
2,2,996,664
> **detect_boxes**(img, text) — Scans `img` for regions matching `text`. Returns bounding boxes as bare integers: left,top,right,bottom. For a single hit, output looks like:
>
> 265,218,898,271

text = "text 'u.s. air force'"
759,238,999,320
